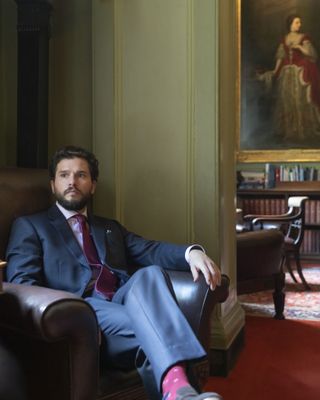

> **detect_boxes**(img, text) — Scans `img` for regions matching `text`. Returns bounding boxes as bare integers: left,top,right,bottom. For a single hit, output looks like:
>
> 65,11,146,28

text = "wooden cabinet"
237,182,320,258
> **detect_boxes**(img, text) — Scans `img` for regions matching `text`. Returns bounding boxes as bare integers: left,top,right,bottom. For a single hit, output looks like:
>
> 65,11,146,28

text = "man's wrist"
185,245,205,264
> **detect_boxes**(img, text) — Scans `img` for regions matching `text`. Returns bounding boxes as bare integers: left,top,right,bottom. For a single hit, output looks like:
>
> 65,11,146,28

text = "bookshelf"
238,163,320,190
237,181,320,259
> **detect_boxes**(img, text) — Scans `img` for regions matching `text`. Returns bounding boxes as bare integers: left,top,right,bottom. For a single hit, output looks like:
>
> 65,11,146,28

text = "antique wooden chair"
243,196,310,290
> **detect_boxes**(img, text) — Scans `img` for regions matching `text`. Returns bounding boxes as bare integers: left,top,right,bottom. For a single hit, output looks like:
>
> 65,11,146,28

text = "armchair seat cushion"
0,277,229,400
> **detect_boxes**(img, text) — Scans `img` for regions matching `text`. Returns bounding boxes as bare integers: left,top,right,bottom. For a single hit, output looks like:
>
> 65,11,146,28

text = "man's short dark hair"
49,146,99,181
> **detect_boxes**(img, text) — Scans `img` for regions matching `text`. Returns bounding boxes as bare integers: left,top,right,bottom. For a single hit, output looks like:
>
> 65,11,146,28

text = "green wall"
48,0,93,154
91,0,242,352
1,0,243,355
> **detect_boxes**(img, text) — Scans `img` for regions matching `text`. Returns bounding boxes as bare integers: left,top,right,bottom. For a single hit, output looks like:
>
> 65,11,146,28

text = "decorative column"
15,0,52,168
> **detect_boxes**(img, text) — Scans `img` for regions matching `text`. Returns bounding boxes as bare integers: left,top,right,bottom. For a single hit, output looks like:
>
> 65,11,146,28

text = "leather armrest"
0,283,100,400
167,271,230,351
251,215,297,225
243,212,291,221
0,283,99,343
243,214,294,231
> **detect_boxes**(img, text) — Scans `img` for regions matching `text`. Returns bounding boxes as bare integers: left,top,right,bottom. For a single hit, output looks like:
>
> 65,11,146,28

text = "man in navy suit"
6,146,223,400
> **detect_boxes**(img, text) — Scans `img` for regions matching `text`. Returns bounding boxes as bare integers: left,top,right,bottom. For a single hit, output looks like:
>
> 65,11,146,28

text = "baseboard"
209,325,245,377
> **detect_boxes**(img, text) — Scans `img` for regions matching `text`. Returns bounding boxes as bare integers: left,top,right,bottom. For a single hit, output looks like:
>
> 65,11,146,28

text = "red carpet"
205,316,320,400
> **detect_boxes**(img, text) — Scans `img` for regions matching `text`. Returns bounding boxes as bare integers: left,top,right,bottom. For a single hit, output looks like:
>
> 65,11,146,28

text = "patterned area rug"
238,266,320,320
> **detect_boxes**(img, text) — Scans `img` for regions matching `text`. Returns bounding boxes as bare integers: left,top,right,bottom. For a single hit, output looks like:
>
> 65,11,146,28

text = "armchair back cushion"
0,168,51,260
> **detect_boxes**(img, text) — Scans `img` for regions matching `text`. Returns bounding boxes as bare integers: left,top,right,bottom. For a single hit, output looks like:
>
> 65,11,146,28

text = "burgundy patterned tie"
74,214,118,299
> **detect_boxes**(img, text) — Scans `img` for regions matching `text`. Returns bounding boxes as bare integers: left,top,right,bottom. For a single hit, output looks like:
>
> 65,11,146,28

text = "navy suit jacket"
6,205,190,296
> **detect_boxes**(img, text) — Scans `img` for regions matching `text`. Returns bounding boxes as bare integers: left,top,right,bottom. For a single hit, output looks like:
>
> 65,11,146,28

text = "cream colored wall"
0,0,17,166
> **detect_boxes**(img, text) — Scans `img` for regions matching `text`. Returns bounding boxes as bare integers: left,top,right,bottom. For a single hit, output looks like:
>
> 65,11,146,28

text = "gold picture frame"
236,0,320,163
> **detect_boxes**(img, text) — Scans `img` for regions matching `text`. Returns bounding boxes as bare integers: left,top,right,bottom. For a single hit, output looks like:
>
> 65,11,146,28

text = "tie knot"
73,213,87,226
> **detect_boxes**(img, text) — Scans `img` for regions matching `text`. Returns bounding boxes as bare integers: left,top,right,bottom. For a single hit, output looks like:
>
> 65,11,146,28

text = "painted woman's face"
291,18,301,32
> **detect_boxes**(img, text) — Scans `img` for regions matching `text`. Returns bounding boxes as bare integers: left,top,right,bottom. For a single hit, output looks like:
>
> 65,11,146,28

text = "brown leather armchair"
237,229,285,319
0,167,230,400
0,338,27,400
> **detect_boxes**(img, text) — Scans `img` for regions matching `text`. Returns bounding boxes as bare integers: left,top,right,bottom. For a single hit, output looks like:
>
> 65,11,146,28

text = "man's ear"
50,180,55,194
91,180,97,195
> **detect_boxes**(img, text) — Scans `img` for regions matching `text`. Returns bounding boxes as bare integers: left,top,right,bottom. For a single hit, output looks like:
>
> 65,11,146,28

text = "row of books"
266,164,320,188
240,198,286,215
238,164,320,189
301,230,320,254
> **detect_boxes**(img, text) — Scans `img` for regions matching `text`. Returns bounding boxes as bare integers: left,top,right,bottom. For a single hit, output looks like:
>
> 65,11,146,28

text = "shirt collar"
56,202,88,220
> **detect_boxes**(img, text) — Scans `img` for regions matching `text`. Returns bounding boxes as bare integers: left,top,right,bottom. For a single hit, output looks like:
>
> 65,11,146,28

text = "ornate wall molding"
186,0,195,244
113,0,124,223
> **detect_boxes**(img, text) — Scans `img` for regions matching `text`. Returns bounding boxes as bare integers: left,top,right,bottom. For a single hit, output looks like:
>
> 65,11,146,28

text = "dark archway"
15,0,52,167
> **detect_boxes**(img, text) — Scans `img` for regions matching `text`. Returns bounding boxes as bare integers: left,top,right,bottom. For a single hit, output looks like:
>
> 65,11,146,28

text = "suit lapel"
47,205,89,269
89,215,107,264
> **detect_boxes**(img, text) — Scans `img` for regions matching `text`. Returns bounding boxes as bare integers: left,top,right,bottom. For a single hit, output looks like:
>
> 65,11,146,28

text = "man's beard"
55,191,91,211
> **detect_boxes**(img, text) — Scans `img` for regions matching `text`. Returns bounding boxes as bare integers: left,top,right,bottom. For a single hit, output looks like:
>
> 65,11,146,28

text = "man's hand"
188,250,221,291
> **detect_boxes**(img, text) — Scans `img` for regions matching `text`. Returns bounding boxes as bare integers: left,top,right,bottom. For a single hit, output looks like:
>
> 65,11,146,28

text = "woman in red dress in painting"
260,15,320,141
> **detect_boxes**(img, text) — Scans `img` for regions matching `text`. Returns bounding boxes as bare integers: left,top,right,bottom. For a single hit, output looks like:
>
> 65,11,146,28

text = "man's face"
51,157,96,212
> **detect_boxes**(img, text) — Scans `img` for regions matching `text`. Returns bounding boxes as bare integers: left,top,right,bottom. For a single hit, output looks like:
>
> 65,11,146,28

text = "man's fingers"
197,262,219,290
188,250,222,290
191,265,200,282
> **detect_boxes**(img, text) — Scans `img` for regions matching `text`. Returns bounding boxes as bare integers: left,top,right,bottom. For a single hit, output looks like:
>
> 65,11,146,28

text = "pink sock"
162,363,191,399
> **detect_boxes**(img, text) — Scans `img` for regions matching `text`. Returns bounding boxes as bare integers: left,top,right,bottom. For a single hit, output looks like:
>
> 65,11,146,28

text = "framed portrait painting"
237,0,320,162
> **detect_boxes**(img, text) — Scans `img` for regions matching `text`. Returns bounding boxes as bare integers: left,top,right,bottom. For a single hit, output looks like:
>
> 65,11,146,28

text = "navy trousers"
85,265,206,398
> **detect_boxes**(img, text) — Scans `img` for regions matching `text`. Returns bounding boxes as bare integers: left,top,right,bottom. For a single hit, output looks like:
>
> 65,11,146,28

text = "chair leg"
273,271,285,320
294,251,311,291
284,252,298,283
